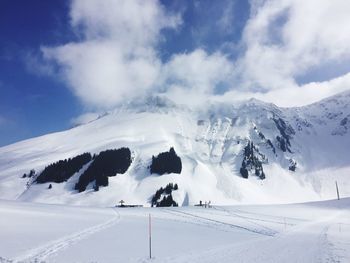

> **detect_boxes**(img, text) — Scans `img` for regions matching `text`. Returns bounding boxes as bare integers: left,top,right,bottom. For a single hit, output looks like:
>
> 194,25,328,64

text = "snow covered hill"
0,91,349,206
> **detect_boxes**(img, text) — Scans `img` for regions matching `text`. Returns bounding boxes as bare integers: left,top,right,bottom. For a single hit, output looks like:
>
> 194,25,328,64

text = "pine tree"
150,147,182,175
75,148,131,192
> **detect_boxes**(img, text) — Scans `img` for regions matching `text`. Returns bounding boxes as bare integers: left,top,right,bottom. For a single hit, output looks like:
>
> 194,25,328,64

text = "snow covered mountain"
0,90,349,206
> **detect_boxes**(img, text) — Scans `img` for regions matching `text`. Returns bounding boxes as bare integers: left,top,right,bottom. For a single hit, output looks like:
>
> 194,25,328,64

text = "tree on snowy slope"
151,183,179,207
75,148,131,192
157,194,178,207
150,147,182,175
36,153,92,184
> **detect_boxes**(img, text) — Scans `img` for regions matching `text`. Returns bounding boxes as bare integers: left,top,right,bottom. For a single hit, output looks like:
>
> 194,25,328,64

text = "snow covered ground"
1,198,349,263
0,92,349,262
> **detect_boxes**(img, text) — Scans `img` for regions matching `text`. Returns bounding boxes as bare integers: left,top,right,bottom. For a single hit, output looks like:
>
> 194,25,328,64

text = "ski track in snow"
162,208,276,237
213,206,295,225
204,206,281,233
152,211,348,263
12,208,121,263
159,208,238,232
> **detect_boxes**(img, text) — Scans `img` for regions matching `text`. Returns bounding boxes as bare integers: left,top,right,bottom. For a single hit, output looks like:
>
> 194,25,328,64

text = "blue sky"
0,0,80,146
1,0,350,147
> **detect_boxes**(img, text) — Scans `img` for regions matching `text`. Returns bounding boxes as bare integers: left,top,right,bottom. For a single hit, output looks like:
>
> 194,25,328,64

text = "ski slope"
0,198,349,262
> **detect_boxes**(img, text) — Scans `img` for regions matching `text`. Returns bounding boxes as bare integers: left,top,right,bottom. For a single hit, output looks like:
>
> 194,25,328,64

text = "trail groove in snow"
157,212,348,263
206,206,280,234
213,206,295,226
13,208,120,263
163,208,276,236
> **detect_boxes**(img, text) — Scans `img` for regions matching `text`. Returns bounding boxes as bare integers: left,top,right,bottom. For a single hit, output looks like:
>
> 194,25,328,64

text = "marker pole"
149,213,152,259
336,181,340,200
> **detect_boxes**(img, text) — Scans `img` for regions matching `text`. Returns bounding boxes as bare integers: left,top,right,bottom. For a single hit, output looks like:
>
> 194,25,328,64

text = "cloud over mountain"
42,0,180,108
40,0,350,109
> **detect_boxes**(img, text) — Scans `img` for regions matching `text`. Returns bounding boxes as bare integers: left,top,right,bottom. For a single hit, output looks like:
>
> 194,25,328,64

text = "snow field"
0,198,349,262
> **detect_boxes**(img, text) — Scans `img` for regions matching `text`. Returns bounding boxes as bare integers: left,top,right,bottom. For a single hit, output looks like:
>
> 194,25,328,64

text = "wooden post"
149,213,152,259
335,181,340,200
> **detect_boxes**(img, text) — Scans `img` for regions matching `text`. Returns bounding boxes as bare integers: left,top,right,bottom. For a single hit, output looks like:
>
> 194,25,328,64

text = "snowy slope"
0,198,349,262
0,91,349,206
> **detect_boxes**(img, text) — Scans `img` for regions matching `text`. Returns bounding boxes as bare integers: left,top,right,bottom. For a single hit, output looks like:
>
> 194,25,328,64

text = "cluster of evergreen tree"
150,147,182,175
35,153,92,184
75,148,131,192
151,183,178,207
240,141,265,180
157,194,178,207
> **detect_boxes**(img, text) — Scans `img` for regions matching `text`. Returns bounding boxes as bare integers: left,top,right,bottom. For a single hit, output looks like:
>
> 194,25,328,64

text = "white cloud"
42,0,237,109
221,72,350,107
69,0,180,47
42,0,181,109
43,40,161,108
161,49,234,94
39,0,350,109
237,0,350,93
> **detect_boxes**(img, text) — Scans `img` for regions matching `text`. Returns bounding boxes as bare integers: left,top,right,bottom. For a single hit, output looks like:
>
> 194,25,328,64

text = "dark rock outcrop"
273,117,294,153
240,141,266,179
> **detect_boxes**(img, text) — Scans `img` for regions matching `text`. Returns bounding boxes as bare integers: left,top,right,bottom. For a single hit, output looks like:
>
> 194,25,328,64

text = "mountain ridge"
0,90,349,206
